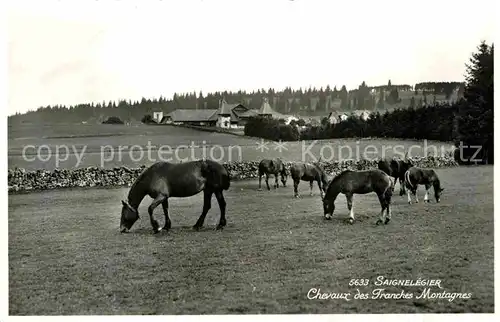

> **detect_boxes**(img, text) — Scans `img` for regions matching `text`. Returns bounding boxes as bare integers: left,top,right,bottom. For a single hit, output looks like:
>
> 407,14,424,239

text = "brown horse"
258,158,287,191
377,153,413,196
322,169,394,225
290,159,329,198
120,160,230,234
404,167,444,204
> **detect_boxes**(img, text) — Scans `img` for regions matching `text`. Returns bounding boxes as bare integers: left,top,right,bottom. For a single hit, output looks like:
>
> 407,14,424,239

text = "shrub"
102,116,124,124
141,114,156,124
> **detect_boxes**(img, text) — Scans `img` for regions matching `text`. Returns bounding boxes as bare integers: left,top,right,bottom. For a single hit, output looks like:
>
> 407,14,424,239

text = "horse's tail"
383,174,394,198
404,169,413,190
222,172,231,190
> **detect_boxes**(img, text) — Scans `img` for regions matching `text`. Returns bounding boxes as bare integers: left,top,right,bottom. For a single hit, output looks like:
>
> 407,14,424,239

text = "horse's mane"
312,162,325,174
128,167,149,200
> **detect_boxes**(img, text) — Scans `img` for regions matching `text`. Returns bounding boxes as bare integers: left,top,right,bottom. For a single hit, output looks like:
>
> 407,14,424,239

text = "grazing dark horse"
404,167,444,204
322,169,394,225
258,158,287,191
377,155,413,196
290,159,329,198
120,160,231,234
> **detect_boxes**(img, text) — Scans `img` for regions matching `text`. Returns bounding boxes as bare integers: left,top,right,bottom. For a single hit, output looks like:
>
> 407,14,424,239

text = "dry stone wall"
8,156,458,193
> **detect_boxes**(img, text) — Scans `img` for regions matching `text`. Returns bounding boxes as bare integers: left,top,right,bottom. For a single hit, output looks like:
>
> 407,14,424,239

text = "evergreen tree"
455,41,494,163
409,96,415,108
340,85,348,109
417,98,423,108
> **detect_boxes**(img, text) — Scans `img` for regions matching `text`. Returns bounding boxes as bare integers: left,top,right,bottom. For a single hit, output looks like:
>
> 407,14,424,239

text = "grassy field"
8,123,454,170
8,166,494,314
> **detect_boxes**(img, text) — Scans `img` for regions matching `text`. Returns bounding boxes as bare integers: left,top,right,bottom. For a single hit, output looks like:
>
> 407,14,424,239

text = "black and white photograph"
3,0,496,318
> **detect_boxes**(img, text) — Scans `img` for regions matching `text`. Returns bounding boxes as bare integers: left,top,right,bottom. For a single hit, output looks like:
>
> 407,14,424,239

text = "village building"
258,97,285,119
327,111,349,124
163,99,257,128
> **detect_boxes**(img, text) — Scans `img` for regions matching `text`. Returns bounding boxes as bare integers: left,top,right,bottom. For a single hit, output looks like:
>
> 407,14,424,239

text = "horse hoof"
376,219,382,225
193,225,201,231
349,218,354,225
384,218,390,225
153,227,162,234
216,225,224,231
257,188,262,191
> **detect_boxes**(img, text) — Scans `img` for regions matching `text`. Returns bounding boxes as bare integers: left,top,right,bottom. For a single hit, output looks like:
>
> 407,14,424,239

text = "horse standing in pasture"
119,160,231,234
258,158,288,191
322,169,394,225
377,153,413,196
404,167,444,204
290,159,329,198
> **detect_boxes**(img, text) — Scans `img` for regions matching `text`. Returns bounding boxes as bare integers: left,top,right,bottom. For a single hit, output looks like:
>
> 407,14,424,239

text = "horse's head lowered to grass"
120,200,139,233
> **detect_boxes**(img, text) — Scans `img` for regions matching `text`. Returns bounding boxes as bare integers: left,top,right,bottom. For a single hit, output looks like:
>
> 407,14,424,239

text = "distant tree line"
9,78,463,125
300,103,456,141
244,42,493,164
245,103,456,142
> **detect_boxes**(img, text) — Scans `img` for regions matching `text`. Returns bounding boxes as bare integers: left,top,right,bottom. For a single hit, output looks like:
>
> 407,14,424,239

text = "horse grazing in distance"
377,153,413,196
258,158,288,191
290,159,329,198
120,160,231,234
322,169,394,225
404,167,444,204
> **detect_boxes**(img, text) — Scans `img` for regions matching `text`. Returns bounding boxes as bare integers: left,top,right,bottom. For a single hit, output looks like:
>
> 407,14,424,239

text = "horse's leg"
346,194,354,224
384,186,392,224
309,181,314,196
148,195,166,233
424,184,431,203
376,190,392,225
274,173,279,189
258,173,263,191
281,174,287,188
214,190,227,230
399,178,406,196
294,179,300,198
317,180,324,199
265,174,271,191
385,201,392,224
161,198,171,231
376,198,387,225
193,189,213,231
413,186,419,203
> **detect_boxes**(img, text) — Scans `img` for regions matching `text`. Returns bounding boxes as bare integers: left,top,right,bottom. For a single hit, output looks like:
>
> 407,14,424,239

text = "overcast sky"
7,0,495,115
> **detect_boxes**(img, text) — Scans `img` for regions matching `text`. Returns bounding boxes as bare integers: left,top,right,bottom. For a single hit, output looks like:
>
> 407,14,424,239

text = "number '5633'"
349,279,369,286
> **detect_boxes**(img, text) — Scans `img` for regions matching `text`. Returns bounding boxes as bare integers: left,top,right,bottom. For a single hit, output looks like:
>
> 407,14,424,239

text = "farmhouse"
164,100,258,128
152,111,164,123
258,97,285,119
